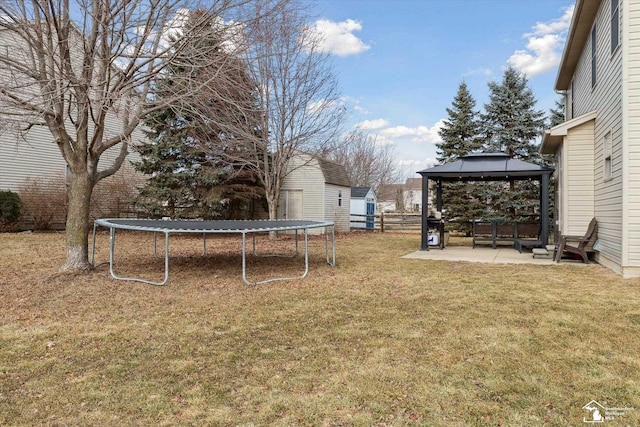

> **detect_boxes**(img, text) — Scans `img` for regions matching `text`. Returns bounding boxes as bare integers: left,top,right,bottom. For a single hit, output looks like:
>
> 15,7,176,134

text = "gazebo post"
540,173,550,246
421,175,429,250
437,180,443,213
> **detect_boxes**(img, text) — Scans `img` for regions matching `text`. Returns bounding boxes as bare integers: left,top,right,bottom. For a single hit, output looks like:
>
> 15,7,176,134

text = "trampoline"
91,218,336,286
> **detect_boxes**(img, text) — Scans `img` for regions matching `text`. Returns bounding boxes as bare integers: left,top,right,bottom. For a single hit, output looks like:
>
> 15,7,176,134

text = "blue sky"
308,0,575,179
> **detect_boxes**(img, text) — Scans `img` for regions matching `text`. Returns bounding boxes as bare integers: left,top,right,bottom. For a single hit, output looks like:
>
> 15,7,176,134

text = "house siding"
563,120,596,235
0,126,66,191
624,0,640,269
565,0,625,269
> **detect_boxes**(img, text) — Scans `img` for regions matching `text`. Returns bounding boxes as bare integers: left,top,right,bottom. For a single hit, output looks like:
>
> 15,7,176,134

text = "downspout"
555,89,568,120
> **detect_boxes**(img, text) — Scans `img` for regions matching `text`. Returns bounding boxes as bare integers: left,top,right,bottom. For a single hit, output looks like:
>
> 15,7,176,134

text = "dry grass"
1,231,640,426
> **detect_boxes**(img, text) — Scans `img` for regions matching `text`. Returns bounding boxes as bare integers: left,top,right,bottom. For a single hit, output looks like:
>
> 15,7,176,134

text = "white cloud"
313,19,370,57
508,5,575,77
508,33,562,77
379,120,444,144
354,105,370,114
463,68,494,78
355,118,390,130
528,6,575,37
398,158,438,173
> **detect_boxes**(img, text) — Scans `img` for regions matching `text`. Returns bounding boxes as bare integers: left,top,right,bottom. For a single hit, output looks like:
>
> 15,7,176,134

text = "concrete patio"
402,245,575,265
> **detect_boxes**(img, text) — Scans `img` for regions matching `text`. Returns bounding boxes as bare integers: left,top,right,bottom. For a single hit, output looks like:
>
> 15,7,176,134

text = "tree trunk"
267,194,279,240
61,173,94,272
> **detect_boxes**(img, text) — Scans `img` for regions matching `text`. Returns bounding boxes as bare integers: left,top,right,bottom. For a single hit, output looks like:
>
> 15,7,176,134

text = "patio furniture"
472,220,517,249
553,217,598,263
514,223,543,253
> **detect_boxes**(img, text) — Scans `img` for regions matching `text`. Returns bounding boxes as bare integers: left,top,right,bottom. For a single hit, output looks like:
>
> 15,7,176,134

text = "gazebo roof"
417,152,553,181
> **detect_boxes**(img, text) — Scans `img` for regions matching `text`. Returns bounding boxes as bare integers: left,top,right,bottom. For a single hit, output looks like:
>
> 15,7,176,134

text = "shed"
279,153,352,233
350,187,376,229
417,153,554,250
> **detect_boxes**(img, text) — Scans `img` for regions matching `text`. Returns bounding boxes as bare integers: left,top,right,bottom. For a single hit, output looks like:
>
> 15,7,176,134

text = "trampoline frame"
91,218,336,286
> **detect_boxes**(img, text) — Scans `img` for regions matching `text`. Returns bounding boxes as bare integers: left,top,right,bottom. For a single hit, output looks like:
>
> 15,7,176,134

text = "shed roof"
318,157,351,187
417,153,553,181
351,186,373,199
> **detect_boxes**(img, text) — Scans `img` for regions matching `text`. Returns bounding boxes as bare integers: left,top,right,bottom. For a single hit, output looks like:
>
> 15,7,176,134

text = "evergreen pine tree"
480,66,546,222
133,10,263,219
548,97,565,128
436,82,485,232
482,66,546,161
436,82,483,163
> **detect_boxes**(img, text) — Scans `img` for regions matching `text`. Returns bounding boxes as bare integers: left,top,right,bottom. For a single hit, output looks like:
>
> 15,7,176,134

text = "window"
604,131,612,179
591,24,597,88
611,0,620,53
338,189,342,207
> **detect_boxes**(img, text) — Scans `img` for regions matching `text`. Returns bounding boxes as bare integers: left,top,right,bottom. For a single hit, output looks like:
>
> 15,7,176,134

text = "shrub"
18,176,67,230
0,190,22,229
90,170,141,219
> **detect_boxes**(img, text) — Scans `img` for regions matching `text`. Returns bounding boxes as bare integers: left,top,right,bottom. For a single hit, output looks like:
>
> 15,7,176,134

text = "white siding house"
350,187,376,229
402,178,423,213
542,0,640,277
279,153,351,233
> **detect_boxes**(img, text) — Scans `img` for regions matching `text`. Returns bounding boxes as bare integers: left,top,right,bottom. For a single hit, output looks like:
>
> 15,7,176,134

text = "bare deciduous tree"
228,0,345,221
327,130,401,195
0,0,247,271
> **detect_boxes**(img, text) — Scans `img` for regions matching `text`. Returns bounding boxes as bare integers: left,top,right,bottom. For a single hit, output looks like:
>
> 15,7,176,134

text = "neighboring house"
0,27,145,230
350,186,377,229
541,0,640,277
279,153,352,233
0,114,144,230
376,183,402,212
376,178,433,213
403,177,424,213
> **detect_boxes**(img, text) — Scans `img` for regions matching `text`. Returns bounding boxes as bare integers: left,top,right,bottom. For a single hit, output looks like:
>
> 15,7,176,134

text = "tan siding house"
0,26,145,229
542,0,640,277
279,153,351,233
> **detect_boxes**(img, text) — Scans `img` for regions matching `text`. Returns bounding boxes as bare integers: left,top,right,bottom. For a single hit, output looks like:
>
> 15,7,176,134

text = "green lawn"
1,231,639,426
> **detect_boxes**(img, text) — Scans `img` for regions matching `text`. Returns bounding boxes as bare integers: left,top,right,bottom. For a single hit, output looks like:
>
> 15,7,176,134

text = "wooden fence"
350,212,422,232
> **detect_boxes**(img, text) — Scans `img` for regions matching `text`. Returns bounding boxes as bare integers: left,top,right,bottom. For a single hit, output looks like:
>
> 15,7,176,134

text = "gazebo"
417,152,554,251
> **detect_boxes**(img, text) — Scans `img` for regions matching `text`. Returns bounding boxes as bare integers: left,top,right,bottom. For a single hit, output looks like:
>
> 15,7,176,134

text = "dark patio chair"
553,217,598,263
514,222,542,253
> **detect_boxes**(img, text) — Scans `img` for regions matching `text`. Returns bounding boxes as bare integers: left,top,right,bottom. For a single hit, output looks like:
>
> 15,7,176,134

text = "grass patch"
1,231,640,425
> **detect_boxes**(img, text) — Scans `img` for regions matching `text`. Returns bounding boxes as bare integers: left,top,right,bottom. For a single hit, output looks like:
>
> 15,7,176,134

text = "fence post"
381,212,384,232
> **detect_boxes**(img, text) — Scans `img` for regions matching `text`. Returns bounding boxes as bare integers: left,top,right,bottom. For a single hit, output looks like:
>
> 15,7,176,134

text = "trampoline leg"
332,226,336,266
153,232,157,257
108,228,170,286
241,230,310,286
302,229,309,278
242,233,250,285
324,225,336,267
90,221,110,269
203,232,207,255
